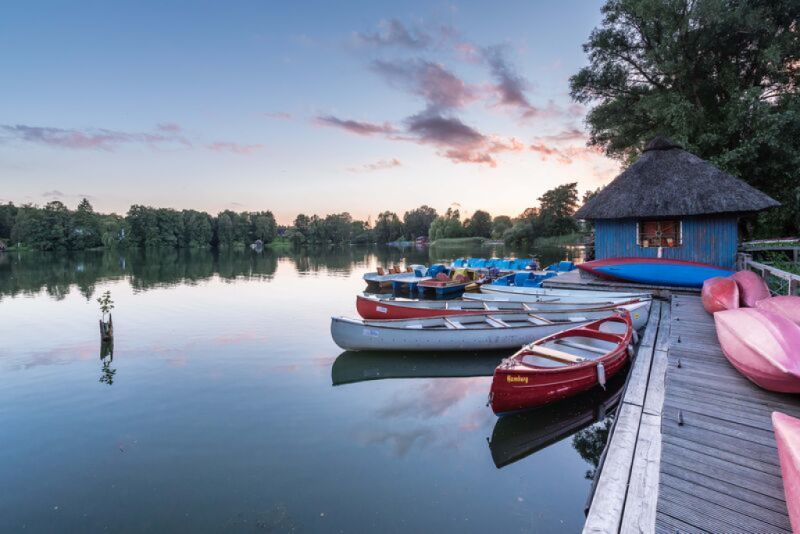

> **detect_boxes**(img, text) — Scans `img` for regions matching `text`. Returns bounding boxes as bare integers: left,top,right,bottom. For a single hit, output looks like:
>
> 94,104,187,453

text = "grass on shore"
533,232,589,247
430,237,487,246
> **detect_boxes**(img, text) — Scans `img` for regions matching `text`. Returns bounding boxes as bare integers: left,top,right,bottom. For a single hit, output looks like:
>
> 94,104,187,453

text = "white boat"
473,285,652,301
363,265,427,285
330,301,650,352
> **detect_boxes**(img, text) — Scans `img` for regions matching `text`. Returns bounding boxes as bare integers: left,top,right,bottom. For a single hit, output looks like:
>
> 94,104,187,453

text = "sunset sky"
1,0,620,224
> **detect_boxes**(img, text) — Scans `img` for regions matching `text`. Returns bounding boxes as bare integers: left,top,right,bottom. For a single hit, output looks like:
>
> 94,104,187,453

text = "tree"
491,215,512,239
374,211,404,243
538,182,579,236
570,0,800,237
0,203,17,239
428,208,465,240
464,210,492,238
402,205,438,239
216,213,234,247
251,211,277,243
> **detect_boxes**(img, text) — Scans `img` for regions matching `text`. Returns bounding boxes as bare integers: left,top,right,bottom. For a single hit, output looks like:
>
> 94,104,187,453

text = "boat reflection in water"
331,350,506,386
488,370,627,469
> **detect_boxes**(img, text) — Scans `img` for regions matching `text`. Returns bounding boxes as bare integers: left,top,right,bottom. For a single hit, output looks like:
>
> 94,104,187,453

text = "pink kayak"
756,296,800,327
701,277,739,314
730,270,770,307
772,411,800,533
714,308,800,393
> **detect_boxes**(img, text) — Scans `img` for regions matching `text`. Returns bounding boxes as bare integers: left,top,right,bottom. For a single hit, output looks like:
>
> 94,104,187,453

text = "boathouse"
575,137,779,269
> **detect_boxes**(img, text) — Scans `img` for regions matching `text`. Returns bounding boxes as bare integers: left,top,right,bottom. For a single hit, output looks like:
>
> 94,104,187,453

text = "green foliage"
97,290,114,320
374,211,404,243
402,205,438,239
491,215,513,239
429,208,465,241
504,183,581,247
570,0,800,237
464,210,493,238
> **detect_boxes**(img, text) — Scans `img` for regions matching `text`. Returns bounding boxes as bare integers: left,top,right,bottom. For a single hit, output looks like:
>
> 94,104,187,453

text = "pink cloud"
347,158,402,173
156,122,182,132
529,142,603,164
316,115,397,136
1,124,191,150
354,19,432,49
370,59,477,110
206,142,264,155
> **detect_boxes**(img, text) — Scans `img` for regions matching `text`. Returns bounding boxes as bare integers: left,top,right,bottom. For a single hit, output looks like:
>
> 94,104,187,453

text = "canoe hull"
772,411,800,534
355,294,648,321
490,314,632,414
331,317,591,352
701,277,739,314
478,285,651,301
714,308,800,393
578,258,733,288
730,270,771,307
756,296,800,326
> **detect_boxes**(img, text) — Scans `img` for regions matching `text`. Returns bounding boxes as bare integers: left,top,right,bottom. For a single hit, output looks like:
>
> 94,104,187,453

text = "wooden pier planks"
653,294,797,533
584,300,667,533
584,293,799,533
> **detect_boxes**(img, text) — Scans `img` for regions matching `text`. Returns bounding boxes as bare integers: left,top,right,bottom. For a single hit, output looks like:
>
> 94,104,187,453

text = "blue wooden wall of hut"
594,216,738,268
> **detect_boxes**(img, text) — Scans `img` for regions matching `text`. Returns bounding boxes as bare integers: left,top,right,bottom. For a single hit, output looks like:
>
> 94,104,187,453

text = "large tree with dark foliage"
402,205,438,239
570,0,800,236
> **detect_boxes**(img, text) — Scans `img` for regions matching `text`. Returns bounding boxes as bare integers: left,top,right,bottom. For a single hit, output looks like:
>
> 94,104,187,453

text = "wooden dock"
584,294,799,533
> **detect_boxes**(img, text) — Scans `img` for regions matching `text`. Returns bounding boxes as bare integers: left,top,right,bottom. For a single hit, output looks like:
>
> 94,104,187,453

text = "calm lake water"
0,244,614,533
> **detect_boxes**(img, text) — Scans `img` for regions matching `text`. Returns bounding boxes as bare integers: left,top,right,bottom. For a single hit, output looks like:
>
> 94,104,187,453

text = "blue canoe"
578,258,734,288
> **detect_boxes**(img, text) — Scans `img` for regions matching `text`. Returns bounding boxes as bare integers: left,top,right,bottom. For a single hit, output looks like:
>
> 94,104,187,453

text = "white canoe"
363,272,417,284
331,301,650,352
473,285,652,301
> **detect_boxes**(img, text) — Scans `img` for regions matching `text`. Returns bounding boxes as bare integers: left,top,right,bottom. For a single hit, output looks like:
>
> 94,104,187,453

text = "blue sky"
0,0,618,224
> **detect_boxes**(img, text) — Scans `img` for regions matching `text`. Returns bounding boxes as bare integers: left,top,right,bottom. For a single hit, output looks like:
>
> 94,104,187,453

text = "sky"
0,0,620,225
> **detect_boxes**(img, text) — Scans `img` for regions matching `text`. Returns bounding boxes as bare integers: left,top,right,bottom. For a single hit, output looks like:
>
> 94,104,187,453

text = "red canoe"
701,276,739,314
756,296,800,327
772,411,800,533
730,270,770,307
489,312,633,415
714,308,800,393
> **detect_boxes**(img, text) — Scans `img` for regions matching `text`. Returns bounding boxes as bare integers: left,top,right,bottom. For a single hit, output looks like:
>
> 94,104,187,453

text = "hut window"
637,220,681,248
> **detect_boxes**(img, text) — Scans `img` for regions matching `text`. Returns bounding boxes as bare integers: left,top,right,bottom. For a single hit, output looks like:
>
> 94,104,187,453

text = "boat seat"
486,316,510,328
444,318,465,329
555,339,609,355
526,345,586,363
527,314,554,325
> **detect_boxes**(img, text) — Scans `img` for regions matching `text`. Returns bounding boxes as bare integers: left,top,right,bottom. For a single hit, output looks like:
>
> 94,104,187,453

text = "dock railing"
736,252,800,295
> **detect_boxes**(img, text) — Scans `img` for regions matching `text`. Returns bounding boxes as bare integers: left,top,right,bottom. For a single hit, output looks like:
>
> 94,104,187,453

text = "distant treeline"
0,183,590,251
0,200,277,251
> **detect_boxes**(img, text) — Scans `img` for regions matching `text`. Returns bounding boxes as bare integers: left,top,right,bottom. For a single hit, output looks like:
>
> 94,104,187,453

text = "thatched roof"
575,137,780,220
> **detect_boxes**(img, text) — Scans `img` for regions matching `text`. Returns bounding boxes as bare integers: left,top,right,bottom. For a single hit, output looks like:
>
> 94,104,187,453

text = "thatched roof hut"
576,137,778,269
575,137,779,220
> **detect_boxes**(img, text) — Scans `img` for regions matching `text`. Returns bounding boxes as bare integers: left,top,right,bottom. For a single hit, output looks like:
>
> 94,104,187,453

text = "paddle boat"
701,277,739,314
330,301,650,352
488,372,625,468
417,268,479,296
490,270,559,288
578,257,734,288
355,294,650,320
451,257,537,271
476,285,652,301
772,412,800,533
756,296,800,326
714,308,800,393
331,350,504,386
730,269,771,307
489,311,634,414
364,265,425,288
544,260,576,273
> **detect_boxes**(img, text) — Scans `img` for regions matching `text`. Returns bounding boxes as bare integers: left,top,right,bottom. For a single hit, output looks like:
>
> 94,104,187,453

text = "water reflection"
488,370,626,469
99,340,116,385
0,243,581,302
331,350,505,386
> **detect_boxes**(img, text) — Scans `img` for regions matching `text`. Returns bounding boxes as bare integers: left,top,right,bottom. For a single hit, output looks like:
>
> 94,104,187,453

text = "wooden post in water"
99,313,113,341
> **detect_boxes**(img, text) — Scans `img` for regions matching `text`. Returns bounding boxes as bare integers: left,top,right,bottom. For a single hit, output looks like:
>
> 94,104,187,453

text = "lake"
0,244,614,533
